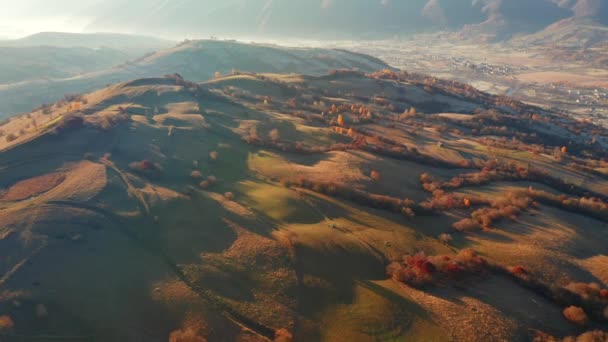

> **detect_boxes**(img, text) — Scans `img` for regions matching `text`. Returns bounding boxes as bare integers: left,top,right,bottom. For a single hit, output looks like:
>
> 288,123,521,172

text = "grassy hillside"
0,40,390,118
0,46,133,85
2,32,174,50
0,68,606,341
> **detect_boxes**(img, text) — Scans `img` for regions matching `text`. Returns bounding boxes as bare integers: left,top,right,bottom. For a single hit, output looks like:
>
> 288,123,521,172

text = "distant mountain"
511,17,608,52
0,46,150,85
0,32,176,93
2,32,174,51
0,40,390,117
79,0,607,40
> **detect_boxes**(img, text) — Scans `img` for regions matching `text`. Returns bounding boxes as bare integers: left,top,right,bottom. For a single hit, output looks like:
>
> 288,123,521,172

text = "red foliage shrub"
387,249,486,287
0,315,14,331
563,306,588,326
139,160,156,170
274,328,293,342
129,160,160,174
370,170,381,181
508,265,528,276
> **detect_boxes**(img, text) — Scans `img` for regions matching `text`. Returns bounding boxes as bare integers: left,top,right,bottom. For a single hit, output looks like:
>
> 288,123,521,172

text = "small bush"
507,265,528,276
370,170,381,181
269,128,280,142
0,315,14,330
564,282,608,303
191,171,203,179
453,218,481,232
5,133,17,142
563,306,588,326
129,160,159,173
535,330,608,342
224,192,234,200
438,233,452,244
209,151,218,160
274,328,293,342
169,328,207,342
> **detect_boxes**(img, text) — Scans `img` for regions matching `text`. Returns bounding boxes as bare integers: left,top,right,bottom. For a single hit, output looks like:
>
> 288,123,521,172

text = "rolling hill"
0,40,390,118
1,32,174,50
0,46,134,85
0,66,607,341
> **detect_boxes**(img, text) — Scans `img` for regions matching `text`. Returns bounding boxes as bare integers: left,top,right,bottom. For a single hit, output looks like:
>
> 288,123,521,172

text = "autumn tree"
337,114,345,127
269,128,280,142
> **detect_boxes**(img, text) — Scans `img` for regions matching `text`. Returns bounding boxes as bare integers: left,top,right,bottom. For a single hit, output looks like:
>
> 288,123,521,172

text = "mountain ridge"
78,0,607,40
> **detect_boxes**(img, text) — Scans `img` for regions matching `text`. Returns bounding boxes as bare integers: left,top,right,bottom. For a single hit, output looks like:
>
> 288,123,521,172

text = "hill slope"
1,32,174,50
0,69,607,341
0,40,390,118
0,46,135,85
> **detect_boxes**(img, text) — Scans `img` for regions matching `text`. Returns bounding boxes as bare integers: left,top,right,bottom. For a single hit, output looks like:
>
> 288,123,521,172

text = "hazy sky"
0,0,96,38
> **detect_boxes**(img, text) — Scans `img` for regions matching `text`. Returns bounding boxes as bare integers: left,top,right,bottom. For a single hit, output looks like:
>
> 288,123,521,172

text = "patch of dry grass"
0,173,65,201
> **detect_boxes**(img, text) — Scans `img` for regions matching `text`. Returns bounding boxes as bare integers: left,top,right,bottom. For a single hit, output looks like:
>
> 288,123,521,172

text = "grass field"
0,69,606,341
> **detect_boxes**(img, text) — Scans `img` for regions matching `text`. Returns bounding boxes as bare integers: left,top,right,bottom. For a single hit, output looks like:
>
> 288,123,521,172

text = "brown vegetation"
452,192,534,231
169,328,207,342
0,315,14,331
4,132,17,142
283,177,426,218
0,173,66,201
268,128,280,142
534,330,608,342
526,189,608,222
55,113,85,133
129,160,161,176
387,249,487,287
563,306,588,326
370,170,381,181
191,170,203,179
274,328,294,342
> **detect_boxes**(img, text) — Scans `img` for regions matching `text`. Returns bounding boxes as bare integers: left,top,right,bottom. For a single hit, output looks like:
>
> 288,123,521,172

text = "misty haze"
0,1,607,341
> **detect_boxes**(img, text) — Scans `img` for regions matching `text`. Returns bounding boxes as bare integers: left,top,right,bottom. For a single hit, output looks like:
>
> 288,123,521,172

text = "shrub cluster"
452,192,534,231
533,330,608,342
387,249,487,287
283,177,424,218
526,189,608,222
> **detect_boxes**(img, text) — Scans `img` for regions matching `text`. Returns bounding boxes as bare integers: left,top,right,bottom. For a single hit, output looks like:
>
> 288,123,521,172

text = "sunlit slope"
0,70,606,341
